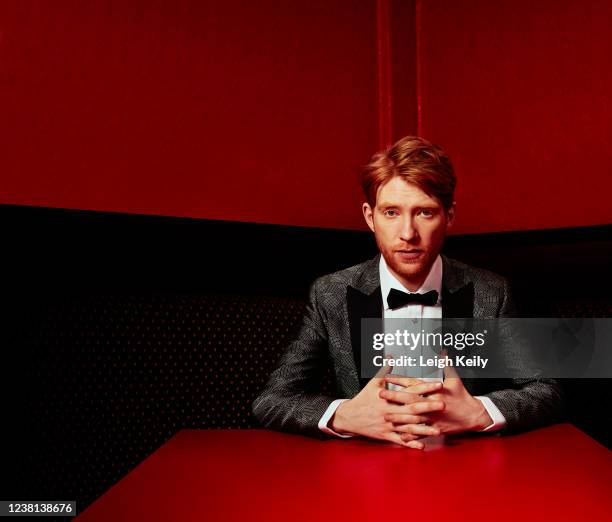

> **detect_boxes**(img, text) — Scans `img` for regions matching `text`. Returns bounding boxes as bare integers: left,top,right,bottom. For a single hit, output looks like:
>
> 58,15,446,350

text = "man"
252,136,563,449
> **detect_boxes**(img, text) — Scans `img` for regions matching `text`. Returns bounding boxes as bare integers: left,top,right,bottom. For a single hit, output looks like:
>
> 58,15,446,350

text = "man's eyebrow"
377,202,438,209
377,202,400,208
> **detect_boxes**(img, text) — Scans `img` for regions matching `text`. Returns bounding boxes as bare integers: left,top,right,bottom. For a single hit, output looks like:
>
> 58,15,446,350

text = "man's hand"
384,364,493,441
331,364,445,449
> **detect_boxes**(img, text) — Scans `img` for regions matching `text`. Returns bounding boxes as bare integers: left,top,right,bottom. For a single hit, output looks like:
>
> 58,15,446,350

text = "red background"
0,0,610,233
418,0,612,233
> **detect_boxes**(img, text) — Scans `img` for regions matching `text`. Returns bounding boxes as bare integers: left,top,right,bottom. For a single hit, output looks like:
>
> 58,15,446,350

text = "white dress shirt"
318,254,506,437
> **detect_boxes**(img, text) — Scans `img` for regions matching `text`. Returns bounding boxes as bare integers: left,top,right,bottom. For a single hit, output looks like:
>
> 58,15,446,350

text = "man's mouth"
396,249,424,260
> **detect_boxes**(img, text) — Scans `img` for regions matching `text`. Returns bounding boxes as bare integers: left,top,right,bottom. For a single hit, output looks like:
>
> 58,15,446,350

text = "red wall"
1,0,610,233
418,0,612,234
0,0,417,230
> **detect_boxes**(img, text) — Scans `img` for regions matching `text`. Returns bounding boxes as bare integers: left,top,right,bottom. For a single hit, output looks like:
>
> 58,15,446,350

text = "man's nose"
399,217,419,242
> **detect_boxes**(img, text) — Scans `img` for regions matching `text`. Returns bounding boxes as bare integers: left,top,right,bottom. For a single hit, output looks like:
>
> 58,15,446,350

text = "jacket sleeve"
483,278,565,433
251,279,339,438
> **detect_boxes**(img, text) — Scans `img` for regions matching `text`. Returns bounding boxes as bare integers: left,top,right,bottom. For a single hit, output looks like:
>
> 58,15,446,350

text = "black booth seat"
12,293,313,510
11,291,611,513
1,205,610,515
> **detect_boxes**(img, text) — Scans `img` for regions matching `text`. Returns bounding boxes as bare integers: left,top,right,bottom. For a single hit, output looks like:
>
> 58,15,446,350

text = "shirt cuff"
318,399,354,438
475,396,507,432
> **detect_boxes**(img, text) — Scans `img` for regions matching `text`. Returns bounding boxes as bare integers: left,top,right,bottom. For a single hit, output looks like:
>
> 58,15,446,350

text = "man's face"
363,176,455,291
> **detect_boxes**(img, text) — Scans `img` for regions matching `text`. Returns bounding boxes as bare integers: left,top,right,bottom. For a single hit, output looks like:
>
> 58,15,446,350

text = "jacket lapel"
441,255,475,318
440,255,477,393
346,256,382,391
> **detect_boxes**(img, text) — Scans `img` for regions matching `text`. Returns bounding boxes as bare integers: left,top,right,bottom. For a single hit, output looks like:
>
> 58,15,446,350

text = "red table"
77,424,610,521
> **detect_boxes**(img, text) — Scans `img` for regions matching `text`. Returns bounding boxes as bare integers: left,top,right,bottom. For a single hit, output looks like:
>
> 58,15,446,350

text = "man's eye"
383,210,398,217
419,210,434,218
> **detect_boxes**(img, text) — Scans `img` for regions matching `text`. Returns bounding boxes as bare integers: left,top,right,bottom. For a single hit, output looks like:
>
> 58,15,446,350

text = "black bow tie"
386,288,439,309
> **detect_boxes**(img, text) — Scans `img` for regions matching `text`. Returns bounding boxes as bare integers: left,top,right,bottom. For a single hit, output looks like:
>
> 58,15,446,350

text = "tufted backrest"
12,292,339,513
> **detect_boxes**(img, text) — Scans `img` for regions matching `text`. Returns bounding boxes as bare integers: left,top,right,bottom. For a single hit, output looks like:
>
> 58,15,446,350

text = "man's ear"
445,202,456,229
362,202,376,233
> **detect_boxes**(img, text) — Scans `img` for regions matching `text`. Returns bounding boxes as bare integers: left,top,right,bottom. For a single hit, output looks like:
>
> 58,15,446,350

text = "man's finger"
384,400,444,415
401,435,425,450
384,413,428,424
397,433,420,442
393,423,441,437
403,438,425,450
384,375,425,388
405,400,446,415
386,432,425,450
379,382,442,404
368,358,394,387
443,358,462,383
383,379,442,397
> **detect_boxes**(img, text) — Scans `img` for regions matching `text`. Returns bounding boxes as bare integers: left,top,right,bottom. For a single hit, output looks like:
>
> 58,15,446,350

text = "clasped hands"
331,363,492,449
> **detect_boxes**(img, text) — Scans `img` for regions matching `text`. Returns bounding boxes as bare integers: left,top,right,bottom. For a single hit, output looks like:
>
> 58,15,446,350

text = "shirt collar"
379,254,443,310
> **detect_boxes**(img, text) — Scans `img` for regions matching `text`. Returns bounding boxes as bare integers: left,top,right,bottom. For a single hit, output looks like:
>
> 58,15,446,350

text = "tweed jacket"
252,254,563,437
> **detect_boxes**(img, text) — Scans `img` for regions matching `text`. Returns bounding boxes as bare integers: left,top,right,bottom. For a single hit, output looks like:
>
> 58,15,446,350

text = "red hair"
361,136,456,211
